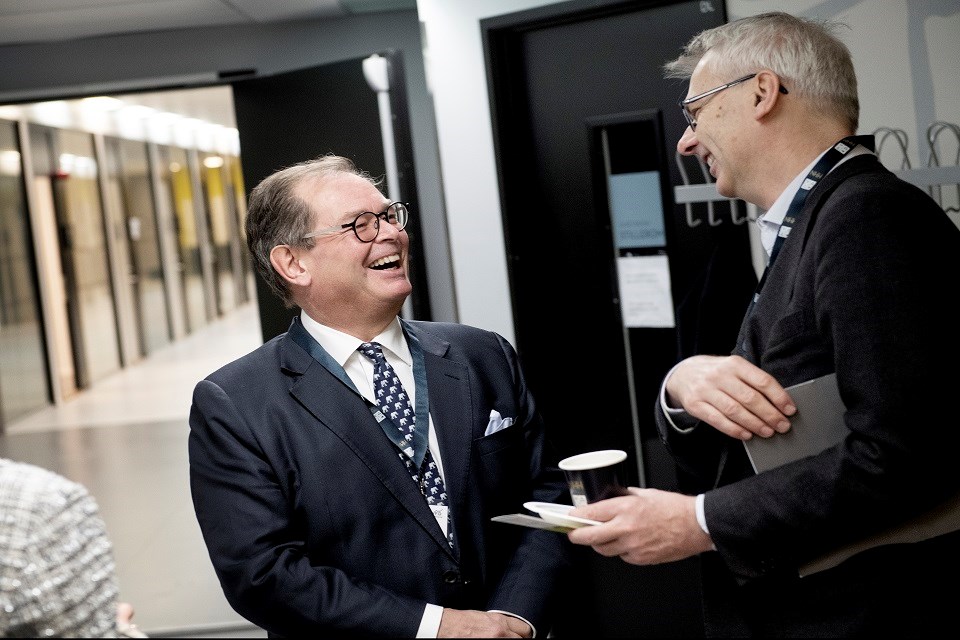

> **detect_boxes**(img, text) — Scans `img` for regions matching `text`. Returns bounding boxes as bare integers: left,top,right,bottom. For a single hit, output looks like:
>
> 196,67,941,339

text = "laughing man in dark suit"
188,154,571,637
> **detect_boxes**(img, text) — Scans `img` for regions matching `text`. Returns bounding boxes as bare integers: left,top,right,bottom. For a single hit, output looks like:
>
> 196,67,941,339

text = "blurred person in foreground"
187,154,571,637
567,11,960,637
0,457,146,638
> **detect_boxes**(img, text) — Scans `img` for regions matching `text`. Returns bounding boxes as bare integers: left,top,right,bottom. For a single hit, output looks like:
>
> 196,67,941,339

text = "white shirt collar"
756,144,873,257
299,311,411,367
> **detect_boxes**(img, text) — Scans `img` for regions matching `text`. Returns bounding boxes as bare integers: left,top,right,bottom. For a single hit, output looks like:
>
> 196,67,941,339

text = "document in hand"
492,502,601,533
743,373,960,577
491,513,579,533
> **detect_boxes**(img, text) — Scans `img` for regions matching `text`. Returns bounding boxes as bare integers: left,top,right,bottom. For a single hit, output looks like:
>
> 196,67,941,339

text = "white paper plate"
523,501,601,528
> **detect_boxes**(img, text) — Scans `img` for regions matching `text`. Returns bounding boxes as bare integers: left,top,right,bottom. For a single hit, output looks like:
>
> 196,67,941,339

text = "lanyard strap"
289,317,431,468
750,135,873,308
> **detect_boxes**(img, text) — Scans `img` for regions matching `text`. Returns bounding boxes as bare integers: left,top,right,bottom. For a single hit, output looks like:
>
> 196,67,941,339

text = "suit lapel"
404,323,474,557
280,331,455,557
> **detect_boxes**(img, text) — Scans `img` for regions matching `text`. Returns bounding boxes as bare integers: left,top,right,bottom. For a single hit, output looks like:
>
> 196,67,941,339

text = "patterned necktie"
357,342,453,547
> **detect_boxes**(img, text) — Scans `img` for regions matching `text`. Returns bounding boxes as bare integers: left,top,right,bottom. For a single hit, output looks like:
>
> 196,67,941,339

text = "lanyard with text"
288,317,430,469
747,135,873,316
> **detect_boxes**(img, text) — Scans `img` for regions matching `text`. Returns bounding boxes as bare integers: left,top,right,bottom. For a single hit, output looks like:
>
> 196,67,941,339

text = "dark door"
484,1,757,636
232,53,428,342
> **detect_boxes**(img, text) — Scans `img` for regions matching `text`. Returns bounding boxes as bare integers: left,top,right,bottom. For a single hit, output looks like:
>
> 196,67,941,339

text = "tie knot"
358,342,385,362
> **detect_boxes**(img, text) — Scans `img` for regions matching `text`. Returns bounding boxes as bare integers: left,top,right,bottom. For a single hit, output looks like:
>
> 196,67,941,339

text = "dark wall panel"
232,58,386,342
484,1,750,636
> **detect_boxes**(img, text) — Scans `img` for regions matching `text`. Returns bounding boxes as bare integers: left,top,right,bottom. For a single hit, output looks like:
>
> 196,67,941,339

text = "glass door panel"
0,120,51,425
226,154,252,304
161,145,207,332
109,137,171,355
200,153,236,315
52,128,121,388
101,137,141,366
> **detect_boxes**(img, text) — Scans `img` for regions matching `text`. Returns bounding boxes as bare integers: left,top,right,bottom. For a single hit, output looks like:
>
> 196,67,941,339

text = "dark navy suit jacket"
189,319,571,637
656,153,960,636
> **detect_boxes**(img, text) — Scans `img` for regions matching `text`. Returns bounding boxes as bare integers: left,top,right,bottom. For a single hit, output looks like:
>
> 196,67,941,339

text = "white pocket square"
485,409,515,436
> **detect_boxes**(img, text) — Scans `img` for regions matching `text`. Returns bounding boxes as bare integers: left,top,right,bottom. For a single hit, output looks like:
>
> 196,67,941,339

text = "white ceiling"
0,1,417,137
0,0,414,46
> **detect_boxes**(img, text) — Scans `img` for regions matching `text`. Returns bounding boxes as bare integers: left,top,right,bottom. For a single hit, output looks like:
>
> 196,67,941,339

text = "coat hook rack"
925,121,960,215
873,126,912,170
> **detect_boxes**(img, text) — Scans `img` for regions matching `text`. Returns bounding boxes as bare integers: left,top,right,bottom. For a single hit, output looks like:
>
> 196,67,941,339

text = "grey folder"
743,373,846,475
743,373,960,577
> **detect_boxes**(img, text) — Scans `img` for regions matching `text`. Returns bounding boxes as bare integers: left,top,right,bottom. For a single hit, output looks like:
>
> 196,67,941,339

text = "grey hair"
664,11,859,131
245,154,381,308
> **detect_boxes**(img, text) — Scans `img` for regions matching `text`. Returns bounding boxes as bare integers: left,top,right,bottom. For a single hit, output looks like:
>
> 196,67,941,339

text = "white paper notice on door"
616,254,675,328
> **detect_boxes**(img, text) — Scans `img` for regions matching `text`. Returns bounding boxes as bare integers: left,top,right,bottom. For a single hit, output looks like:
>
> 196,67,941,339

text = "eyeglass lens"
354,202,409,242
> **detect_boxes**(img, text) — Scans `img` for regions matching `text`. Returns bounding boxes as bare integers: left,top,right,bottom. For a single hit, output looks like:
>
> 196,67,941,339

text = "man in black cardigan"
567,11,960,637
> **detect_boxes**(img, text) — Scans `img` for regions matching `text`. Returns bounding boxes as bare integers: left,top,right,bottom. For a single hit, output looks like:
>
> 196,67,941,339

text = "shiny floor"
1,302,267,638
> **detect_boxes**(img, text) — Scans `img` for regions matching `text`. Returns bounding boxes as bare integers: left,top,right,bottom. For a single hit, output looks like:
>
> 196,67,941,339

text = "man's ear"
753,69,786,120
269,245,309,285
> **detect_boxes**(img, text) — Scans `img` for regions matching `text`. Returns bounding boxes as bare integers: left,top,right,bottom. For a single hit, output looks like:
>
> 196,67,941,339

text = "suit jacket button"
442,570,460,584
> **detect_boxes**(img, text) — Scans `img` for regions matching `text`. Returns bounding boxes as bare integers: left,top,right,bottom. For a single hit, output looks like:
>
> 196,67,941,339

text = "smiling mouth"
369,254,401,270
705,156,717,177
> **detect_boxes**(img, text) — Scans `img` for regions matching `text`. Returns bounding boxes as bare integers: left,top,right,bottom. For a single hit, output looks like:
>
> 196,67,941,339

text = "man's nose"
677,126,697,156
376,217,402,240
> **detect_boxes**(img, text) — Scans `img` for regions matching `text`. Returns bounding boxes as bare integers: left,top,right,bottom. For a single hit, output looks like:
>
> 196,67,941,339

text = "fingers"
567,494,637,547
439,609,530,638
567,519,619,548
116,602,135,625
570,487,643,522
669,355,796,438
502,615,532,637
734,362,796,422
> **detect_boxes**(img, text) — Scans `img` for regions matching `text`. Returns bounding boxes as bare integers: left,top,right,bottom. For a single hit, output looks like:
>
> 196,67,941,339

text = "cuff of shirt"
417,603,443,638
696,493,717,551
659,363,697,433
419,607,536,638
695,493,709,534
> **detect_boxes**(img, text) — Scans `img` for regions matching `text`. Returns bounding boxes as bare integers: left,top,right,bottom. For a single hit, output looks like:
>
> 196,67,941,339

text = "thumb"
569,491,637,521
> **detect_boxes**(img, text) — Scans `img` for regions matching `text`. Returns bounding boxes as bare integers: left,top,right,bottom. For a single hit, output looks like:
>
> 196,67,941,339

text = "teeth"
370,254,400,268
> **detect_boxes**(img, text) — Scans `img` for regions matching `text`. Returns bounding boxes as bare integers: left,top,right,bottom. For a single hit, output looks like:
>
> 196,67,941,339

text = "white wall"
419,0,960,344
417,0,558,344
729,0,960,167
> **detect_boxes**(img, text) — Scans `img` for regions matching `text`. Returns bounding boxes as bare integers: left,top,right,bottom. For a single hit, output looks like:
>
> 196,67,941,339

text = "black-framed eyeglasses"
679,73,788,131
303,202,410,243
